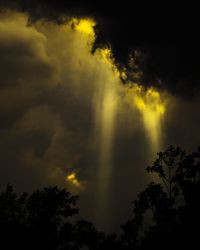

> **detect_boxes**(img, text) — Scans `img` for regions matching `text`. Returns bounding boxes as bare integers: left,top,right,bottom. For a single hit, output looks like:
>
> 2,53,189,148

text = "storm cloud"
0,6,200,232
1,0,200,96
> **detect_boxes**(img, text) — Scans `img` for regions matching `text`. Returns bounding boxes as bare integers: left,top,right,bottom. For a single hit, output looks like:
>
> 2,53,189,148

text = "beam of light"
93,47,120,229
126,84,166,154
66,172,82,188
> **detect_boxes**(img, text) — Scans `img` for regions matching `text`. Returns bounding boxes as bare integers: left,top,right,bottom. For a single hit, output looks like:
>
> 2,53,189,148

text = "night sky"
0,1,200,232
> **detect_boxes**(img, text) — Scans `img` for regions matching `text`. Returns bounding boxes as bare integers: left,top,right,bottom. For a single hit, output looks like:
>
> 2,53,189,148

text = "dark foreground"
0,146,199,250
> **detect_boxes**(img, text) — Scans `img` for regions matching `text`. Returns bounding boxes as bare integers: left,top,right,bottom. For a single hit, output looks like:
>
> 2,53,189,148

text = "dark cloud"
0,6,199,233
0,12,94,192
0,0,199,95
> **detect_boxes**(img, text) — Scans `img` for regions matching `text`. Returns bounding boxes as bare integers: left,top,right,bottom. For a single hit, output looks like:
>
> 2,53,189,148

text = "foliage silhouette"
121,146,200,250
0,185,119,250
0,146,199,250
0,186,79,250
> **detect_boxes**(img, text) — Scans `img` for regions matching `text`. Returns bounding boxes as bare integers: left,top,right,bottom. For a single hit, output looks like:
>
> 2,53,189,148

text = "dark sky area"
0,0,199,232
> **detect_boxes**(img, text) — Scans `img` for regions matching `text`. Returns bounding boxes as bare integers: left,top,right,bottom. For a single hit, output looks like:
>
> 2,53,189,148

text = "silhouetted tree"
0,186,79,250
1,146,199,250
0,184,122,250
121,146,200,250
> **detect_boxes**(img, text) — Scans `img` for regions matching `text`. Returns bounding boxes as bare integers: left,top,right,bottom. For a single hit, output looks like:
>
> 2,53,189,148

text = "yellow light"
67,173,75,180
134,96,146,111
99,48,112,61
120,71,127,80
157,104,165,114
127,84,166,152
133,87,166,115
66,172,81,188
71,18,96,35
95,47,122,79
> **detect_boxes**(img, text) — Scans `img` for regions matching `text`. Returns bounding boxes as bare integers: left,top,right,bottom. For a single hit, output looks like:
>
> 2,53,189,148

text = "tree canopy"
122,146,200,250
0,146,199,250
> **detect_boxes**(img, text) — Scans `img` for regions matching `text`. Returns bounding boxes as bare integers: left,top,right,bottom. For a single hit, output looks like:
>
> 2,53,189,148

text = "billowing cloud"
1,1,199,96
0,11,95,191
0,10,200,233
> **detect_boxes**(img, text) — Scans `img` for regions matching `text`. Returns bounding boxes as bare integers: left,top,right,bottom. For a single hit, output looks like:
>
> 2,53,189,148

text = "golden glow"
127,84,166,152
0,10,171,230
93,46,121,227
134,87,165,115
99,48,112,62
71,18,96,35
95,47,121,79
120,70,127,80
66,172,81,188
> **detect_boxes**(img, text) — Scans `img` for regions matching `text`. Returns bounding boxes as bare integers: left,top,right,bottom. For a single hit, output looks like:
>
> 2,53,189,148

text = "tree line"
0,146,199,249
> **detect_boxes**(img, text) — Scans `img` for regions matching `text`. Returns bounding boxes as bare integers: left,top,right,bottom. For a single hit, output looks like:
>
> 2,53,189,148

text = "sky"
0,1,200,232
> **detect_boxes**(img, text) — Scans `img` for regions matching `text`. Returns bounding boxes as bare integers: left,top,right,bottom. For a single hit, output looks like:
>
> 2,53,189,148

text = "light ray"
127,84,166,153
